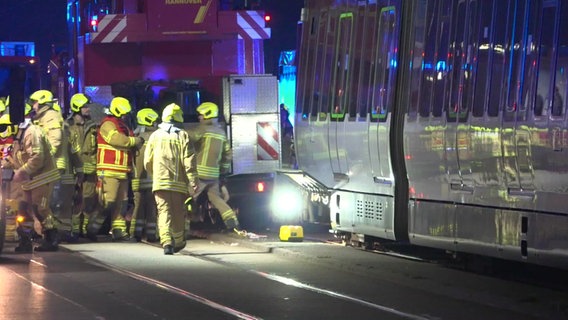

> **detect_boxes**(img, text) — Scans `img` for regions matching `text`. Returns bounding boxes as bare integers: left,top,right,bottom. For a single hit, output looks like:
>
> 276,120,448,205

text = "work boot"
85,224,99,242
224,218,239,230
111,228,131,242
163,245,174,255
14,236,33,253
35,229,59,252
146,235,159,243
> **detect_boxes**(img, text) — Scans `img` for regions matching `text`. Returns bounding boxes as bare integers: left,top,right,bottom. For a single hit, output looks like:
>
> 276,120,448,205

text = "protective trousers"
195,179,239,229
20,183,59,252
130,189,158,242
52,176,76,239
154,190,187,252
87,176,128,238
72,174,99,236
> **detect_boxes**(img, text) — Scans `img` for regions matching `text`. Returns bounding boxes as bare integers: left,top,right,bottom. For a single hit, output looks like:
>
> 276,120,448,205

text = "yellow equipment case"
279,225,303,242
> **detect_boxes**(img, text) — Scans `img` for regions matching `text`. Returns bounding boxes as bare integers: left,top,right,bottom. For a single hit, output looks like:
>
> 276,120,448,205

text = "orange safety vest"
96,116,133,177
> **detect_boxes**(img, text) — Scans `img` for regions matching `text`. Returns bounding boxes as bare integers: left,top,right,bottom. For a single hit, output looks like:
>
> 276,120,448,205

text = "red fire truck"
65,0,283,230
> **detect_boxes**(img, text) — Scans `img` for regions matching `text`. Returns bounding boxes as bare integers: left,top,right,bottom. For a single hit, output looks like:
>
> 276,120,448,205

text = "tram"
285,0,568,269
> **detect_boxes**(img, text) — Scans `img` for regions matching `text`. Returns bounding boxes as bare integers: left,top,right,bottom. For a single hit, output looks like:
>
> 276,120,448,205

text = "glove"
134,136,145,149
184,197,193,212
75,172,85,184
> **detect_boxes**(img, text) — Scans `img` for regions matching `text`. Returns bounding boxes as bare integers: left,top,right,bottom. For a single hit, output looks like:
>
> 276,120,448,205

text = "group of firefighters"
0,90,241,255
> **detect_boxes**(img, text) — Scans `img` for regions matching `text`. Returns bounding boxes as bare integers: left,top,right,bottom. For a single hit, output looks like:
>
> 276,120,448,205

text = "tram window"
431,1,451,118
472,1,494,117
330,13,353,120
350,5,367,120
487,1,509,117
311,12,329,119
358,4,378,118
503,0,527,121
408,0,428,117
519,3,540,120
535,6,557,117
447,0,467,122
418,1,439,118
298,16,318,119
371,6,397,122
551,3,568,118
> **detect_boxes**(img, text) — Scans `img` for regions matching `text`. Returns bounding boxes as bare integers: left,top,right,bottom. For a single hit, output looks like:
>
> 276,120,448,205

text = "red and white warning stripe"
91,15,128,43
236,11,270,40
257,122,279,160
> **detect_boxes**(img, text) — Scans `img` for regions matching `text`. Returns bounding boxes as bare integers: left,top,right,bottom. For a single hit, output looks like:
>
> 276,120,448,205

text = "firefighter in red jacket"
87,97,143,241
130,108,159,242
191,102,240,232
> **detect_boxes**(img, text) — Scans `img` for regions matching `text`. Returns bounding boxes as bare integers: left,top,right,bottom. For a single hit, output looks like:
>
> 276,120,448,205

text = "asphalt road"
1,229,567,320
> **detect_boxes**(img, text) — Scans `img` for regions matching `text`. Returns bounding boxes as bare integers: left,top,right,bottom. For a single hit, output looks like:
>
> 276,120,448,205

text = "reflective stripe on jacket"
68,119,98,175
132,127,155,191
97,116,136,179
144,123,198,194
11,124,60,190
191,122,231,180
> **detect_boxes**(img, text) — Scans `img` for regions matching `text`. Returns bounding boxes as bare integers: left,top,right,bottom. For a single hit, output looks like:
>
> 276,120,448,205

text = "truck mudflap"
271,170,330,226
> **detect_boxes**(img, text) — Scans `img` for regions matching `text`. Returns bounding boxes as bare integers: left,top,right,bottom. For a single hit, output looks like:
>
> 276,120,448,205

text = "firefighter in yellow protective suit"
130,108,159,242
67,93,99,240
89,97,143,241
0,113,18,242
144,103,198,254
191,102,240,232
30,90,83,242
2,104,61,252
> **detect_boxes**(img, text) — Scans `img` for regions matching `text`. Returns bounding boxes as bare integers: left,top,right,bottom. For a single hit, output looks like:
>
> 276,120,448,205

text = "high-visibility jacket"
97,116,137,179
132,126,156,191
68,118,98,175
144,123,198,194
6,122,60,191
33,106,64,168
190,121,231,180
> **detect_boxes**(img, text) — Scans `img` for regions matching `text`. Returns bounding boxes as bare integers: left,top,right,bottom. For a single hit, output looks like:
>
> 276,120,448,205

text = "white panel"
231,114,281,174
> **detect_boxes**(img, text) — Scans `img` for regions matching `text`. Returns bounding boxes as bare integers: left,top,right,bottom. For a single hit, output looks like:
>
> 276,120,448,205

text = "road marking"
255,271,433,320
91,260,263,320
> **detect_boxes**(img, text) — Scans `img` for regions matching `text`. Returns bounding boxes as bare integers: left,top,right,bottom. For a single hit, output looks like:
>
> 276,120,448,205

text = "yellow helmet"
137,108,159,126
109,97,132,118
70,93,91,113
0,97,7,113
52,101,62,112
29,90,54,105
25,102,32,116
162,103,184,123
196,102,218,119
0,114,17,138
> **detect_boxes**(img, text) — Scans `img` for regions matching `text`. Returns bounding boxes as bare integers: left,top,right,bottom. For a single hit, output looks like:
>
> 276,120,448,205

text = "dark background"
0,0,304,81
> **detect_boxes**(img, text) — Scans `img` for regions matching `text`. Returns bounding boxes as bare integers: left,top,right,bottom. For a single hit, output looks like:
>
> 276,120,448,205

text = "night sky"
0,0,304,77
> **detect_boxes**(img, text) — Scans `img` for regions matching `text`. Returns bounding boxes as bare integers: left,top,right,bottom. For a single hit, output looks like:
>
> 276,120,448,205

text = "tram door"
369,5,398,183
445,0,475,193
501,0,538,195
328,12,352,179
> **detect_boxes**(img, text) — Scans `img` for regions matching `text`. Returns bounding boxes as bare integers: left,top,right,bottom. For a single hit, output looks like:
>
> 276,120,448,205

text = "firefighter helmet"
0,114,17,138
25,102,32,116
70,93,91,113
29,90,54,105
0,97,7,113
137,108,159,126
109,97,132,118
162,103,183,123
196,102,218,119
52,101,62,112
